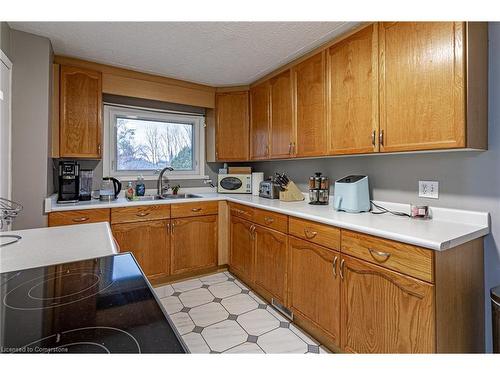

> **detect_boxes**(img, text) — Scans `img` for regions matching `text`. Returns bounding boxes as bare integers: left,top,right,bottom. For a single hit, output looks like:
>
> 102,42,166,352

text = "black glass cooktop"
0,253,186,353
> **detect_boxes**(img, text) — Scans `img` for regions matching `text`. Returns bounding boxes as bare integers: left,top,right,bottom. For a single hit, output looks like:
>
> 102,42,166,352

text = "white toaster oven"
217,174,252,194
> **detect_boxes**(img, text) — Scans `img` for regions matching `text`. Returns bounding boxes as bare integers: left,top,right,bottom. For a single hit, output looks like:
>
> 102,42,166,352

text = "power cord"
370,201,410,217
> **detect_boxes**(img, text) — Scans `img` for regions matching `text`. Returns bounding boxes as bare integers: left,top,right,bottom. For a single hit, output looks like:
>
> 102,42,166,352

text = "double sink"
131,193,202,201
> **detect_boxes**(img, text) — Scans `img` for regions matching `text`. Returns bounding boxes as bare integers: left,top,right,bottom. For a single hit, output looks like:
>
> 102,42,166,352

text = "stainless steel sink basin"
160,193,202,200
127,193,202,202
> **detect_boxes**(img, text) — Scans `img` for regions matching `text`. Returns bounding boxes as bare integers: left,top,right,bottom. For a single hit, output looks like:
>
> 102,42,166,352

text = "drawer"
289,217,340,251
229,202,255,221
48,209,110,227
171,201,218,218
341,230,434,283
253,208,288,233
111,205,171,224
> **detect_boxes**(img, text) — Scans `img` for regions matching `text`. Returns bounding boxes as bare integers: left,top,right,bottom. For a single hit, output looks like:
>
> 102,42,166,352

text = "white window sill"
114,174,210,182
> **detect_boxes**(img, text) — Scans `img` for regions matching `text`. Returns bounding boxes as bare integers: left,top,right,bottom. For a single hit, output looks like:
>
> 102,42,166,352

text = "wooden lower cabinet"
254,225,288,304
171,215,218,275
112,219,170,281
229,216,255,285
340,254,435,353
288,238,341,348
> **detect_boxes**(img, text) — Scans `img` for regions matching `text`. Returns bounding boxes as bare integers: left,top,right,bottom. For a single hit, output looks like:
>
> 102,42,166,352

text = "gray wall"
11,30,53,229
0,22,12,59
238,22,500,352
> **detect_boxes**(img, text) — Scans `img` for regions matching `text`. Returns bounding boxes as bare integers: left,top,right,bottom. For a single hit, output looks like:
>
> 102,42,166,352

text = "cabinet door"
328,24,379,155
215,92,249,161
270,70,294,158
112,219,170,280
229,216,254,285
288,238,340,345
60,65,102,158
250,82,270,160
340,255,435,353
379,22,465,152
171,215,218,275
293,52,327,157
254,225,288,304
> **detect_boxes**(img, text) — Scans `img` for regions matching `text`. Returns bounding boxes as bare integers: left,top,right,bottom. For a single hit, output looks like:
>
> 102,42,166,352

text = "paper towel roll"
252,172,264,196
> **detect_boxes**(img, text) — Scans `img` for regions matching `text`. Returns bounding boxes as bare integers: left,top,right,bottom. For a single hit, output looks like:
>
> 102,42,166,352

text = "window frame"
103,104,207,181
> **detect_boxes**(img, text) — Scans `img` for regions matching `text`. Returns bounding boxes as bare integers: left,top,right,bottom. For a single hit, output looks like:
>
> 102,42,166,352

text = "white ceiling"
9,22,359,86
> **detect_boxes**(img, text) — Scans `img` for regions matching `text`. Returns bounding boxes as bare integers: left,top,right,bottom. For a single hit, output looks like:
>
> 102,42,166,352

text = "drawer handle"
136,211,150,217
72,217,89,222
332,256,338,278
368,248,391,263
191,208,202,212
264,216,274,224
304,228,318,239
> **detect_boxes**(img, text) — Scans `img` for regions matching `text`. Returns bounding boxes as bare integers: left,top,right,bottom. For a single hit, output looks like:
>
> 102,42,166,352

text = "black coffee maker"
57,161,80,203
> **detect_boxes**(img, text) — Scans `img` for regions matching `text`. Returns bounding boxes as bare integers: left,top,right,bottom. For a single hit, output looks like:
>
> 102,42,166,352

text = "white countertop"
0,222,118,273
44,193,490,251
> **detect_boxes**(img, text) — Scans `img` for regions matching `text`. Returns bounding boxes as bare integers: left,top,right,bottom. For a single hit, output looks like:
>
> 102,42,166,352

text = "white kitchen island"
0,222,118,273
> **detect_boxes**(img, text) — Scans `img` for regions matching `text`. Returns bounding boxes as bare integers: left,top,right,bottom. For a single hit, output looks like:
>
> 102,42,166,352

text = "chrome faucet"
157,167,174,196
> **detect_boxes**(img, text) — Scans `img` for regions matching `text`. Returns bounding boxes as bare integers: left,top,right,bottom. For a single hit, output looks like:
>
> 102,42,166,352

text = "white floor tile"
248,291,266,305
201,320,247,352
289,323,318,345
182,332,210,354
258,328,308,354
189,302,229,327
266,306,288,323
225,342,264,354
161,296,183,314
170,312,195,335
237,309,280,336
172,278,203,292
179,288,214,308
221,293,258,315
319,346,331,354
208,281,242,299
154,284,174,299
199,273,228,285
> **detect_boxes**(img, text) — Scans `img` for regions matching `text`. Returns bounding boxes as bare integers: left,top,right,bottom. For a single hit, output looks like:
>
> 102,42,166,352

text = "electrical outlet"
419,181,439,199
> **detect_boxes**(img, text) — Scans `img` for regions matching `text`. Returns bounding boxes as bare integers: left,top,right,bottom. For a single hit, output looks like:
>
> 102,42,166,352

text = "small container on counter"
135,175,145,196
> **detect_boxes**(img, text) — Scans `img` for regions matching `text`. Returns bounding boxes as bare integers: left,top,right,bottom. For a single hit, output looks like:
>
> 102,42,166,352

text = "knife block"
279,181,305,202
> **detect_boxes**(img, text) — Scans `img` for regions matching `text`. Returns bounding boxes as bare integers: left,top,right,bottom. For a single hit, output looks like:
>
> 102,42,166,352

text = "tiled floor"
154,271,330,354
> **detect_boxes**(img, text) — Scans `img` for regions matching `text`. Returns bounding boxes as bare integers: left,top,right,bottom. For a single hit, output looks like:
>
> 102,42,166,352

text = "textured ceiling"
9,22,359,86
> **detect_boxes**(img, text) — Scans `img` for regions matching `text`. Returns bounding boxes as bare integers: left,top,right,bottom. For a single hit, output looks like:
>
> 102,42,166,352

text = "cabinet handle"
304,228,318,239
288,142,293,155
136,211,150,217
97,144,101,155
371,130,376,146
340,259,345,280
379,130,384,146
191,208,202,212
332,256,338,278
72,217,89,223
264,216,274,224
171,221,175,233
250,224,256,240
368,248,391,263
167,222,171,234
292,142,296,155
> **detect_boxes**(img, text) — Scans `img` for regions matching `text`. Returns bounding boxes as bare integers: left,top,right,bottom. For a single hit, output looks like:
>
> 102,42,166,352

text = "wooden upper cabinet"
340,254,435,353
215,91,249,161
171,215,218,275
379,22,466,152
250,82,271,160
293,52,328,157
270,70,295,158
328,24,379,155
59,65,102,158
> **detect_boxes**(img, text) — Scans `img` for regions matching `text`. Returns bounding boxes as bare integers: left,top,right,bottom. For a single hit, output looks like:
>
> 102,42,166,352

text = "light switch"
419,181,439,199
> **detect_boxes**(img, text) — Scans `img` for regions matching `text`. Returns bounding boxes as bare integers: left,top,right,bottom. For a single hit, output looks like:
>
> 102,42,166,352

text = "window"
103,105,207,180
